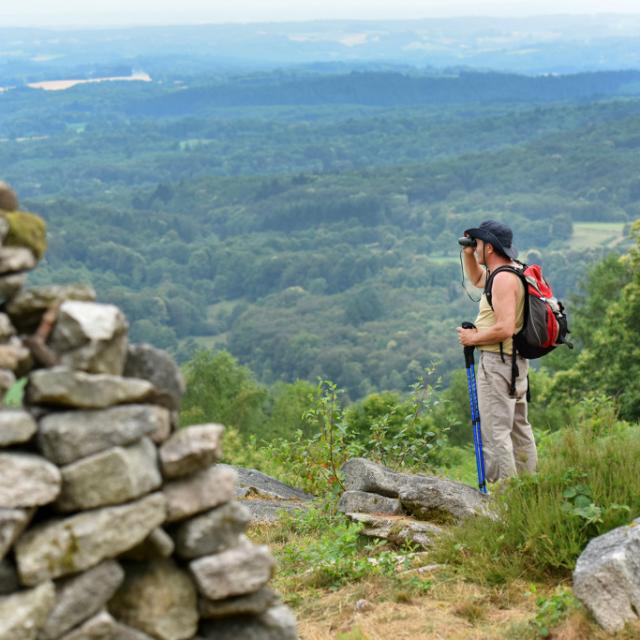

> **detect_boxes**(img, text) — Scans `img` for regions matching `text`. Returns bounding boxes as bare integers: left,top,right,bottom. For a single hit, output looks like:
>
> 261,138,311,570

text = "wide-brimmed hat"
463,220,518,260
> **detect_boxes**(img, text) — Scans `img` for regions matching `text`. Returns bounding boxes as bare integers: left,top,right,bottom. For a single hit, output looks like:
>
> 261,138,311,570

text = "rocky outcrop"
0,197,297,640
339,458,491,548
573,517,640,633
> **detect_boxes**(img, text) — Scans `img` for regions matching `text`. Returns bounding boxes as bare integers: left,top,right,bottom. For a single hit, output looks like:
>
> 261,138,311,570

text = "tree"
181,349,267,435
552,221,640,419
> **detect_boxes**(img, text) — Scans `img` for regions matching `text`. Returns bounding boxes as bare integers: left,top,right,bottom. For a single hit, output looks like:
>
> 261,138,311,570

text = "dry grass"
295,577,535,640
249,519,640,640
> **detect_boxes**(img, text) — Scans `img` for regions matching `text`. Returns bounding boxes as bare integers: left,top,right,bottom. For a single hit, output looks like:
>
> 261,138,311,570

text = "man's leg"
477,352,517,482
511,358,537,475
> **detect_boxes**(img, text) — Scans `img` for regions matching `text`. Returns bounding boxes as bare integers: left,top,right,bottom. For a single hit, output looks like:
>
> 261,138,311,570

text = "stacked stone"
0,201,297,639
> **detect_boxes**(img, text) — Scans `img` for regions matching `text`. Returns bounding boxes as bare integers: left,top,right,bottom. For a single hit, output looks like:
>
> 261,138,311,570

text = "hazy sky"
2,0,640,26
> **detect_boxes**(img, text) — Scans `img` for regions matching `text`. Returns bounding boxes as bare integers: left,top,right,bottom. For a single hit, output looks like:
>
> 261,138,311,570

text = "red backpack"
485,263,573,394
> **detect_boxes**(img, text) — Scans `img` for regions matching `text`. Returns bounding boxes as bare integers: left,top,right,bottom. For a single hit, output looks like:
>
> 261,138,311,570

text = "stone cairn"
0,185,298,640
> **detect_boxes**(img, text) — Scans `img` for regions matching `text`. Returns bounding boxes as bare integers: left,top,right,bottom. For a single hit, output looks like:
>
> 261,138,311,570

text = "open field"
570,222,626,250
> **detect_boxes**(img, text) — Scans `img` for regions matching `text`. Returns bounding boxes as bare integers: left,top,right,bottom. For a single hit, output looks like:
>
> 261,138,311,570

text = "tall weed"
434,395,640,581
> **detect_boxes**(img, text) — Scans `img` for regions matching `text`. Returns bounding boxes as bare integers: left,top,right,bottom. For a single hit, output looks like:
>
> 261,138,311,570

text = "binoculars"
458,236,477,248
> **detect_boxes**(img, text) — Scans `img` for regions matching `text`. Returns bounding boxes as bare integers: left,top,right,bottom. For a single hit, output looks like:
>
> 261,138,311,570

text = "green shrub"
434,395,640,581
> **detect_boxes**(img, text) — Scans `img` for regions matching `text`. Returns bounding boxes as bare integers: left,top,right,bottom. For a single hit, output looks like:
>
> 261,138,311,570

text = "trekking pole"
462,321,488,494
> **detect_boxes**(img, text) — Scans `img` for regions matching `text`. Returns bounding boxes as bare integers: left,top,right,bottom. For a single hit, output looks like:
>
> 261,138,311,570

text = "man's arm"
458,271,520,346
462,247,486,289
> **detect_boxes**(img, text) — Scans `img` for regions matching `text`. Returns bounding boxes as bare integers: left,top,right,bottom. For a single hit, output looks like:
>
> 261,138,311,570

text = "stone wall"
0,197,297,639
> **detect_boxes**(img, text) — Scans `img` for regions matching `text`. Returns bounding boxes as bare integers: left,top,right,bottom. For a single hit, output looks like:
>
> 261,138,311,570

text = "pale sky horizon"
2,0,640,27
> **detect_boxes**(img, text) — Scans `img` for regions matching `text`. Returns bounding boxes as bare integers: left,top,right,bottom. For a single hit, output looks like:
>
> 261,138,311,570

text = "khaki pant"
476,351,537,482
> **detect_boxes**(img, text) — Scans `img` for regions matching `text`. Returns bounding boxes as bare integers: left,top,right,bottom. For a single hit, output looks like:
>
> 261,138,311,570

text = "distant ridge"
128,69,640,116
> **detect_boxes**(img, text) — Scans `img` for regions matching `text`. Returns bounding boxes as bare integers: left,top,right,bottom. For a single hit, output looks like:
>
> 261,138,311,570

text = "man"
456,220,537,483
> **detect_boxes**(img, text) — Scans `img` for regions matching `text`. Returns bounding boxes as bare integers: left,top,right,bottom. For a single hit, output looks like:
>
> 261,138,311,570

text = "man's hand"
457,326,478,346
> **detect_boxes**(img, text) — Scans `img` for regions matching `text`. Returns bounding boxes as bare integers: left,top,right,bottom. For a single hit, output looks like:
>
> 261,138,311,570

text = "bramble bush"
223,372,453,496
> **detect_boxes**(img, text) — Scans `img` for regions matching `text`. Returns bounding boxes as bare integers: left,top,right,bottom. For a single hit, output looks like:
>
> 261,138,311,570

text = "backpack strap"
485,265,526,398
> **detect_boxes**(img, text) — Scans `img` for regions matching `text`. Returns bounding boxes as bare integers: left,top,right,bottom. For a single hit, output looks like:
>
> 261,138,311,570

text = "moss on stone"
4,211,47,260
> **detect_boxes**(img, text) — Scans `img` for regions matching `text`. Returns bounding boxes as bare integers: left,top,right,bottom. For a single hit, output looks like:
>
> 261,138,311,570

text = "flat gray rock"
338,490,403,516
190,537,275,601
160,423,224,479
39,560,124,640
200,604,298,640
124,344,186,411
16,492,166,585
0,409,37,447
26,368,154,409
6,284,96,334
224,465,313,502
108,559,198,640
38,404,170,465
573,517,640,633
347,512,444,549
174,501,251,559
242,499,310,524
0,580,55,640
0,247,36,274
199,586,280,619
163,465,237,523
0,453,61,508
342,458,489,522
56,438,161,512
49,301,129,376
0,508,33,560
58,610,154,640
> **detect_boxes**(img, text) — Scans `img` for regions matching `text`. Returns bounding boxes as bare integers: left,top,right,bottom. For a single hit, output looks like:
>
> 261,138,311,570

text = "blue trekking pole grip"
461,321,488,494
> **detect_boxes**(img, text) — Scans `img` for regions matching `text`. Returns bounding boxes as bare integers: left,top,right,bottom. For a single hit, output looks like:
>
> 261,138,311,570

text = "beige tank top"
475,268,525,355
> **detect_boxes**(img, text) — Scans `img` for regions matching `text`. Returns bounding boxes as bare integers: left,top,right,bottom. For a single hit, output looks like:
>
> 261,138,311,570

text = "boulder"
0,247,36,274
39,560,124,640
573,517,640,633
58,610,154,640
342,458,489,522
108,558,198,640
347,513,444,549
399,480,492,523
159,424,224,479
6,284,96,334
0,580,55,640
199,586,280,619
49,301,129,376
26,368,154,409
241,499,310,524
163,465,237,523
200,605,298,640
174,501,251,559
0,507,33,560
338,490,403,516
0,409,37,447
56,437,161,512
38,404,171,465
15,492,166,585
0,453,61,508
225,465,314,502
0,558,19,594
190,537,275,601
124,344,185,411
122,527,175,561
